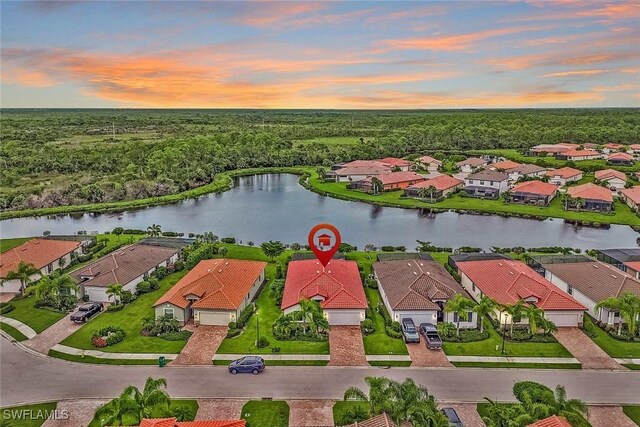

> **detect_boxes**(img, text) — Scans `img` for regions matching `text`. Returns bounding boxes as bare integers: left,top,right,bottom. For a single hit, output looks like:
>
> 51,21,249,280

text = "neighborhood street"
1,338,639,408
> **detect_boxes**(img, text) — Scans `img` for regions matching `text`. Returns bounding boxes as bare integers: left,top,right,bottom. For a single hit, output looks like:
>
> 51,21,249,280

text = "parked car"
228,356,266,375
70,302,103,323
441,407,464,427
419,323,443,350
401,318,420,343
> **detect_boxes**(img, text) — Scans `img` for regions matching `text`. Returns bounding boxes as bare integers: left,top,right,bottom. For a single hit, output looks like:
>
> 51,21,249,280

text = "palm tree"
444,294,475,337
473,296,497,333
596,293,640,336
125,377,171,421
105,284,124,304
219,246,228,257
171,404,195,422
427,185,437,202
2,261,41,295
418,187,429,200
407,405,450,427
503,301,525,338
94,390,140,427
298,299,329,336
387,378,433,424
54,274,79,296
574,197,584,212
523,305,545,334
25,274,79,302
549,385,588,427
338,405,369,425
343,377,394,417
147,224,162,236
540,318,558,336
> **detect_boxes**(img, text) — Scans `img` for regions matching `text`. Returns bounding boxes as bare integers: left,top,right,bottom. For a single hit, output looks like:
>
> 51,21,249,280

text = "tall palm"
550,385,588,427
298,299,328,335
503,301,525,338
124,377,171,420
94,390,140,427
473,296,497,333
444,294,475,337
343,376,393,417
540,318,558,336
574,197,584,212
54,274,80,297
171,404,195,422
427,185,437,203
418,187,429,200
25,276,55,301
147,224,162,236
523,305,545,334
105,284,124,304
407,405,450,427
596,293,640,336
387,378,432,424
2,261,41,295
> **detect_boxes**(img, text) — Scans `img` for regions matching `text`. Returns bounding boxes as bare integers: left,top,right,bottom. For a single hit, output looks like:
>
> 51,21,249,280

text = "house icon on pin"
317,233,332,248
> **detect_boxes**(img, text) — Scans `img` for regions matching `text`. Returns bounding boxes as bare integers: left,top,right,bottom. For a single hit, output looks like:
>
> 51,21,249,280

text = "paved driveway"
407,337,452,367
170,325,227,366
439,402,486,427
196,399,246,420
24,316,84,354
328,326,367,366
42,399,107,427
588,406,637,427
288,400,334,426
553,328,624,370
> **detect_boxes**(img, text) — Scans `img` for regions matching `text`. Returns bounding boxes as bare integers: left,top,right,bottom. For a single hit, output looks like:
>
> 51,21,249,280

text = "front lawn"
0,402,57,427
452,362,581,369
87,400,198,427
60,270,189,353
623,406,640,425
333,401,370,426
0,321,28,341
362,287,408,355
0,237,32,252
583,316,640,358
241,401,289,427
3,294,66,333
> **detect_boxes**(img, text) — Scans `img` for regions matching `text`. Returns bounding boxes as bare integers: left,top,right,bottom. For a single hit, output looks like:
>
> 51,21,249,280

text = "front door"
436,301,444,322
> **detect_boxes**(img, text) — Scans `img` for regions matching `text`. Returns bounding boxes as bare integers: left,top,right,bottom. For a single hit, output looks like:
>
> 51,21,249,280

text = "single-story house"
545,167,583,186
349,171,425,192
607,152,634,166
603,143,626,154
139,417,245,427
621,186,640,212
594,169,627,190
456,157,488,173
463,170,509,199
404,174,463,200
527,415,572,427
507,164,547,182
582,143,599,150
489,160,521,172
556,149,604,161
0,238,83,294
373,259,477,328
331,165,391,182
529,143,578,156
528,254,640,326
71,243,181,302
416,155,442,172
153,259,266,325
281,259,367,325
455,259,586,327
565,183,613,212
377,157,412,171
628,144,640,154
509,180,558,206
596,248,640,279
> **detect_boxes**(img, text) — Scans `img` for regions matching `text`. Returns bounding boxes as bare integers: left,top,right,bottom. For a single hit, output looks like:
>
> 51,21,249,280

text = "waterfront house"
456,157,488,173
529,143,578,156
416,155,442,172
377,157,412,171
349,171,425,192
594,169,627,190
404,175,463,201
507,164,547,182
509,180,558,206
555,150,604,161
565,183,614,212
596,248,640,279
621,186,640,212
544,167,583,186
489,160,521,172
463,170,509,199
628,144,640,154
331,165,391,182
607,152,634,166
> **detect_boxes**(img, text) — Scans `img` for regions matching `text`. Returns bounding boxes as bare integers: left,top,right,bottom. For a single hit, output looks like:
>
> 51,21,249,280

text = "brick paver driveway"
588,406,637,427
24,316,84,354
553,328,624,370
407,337,452,367
170,325,227,366
196,399,246,420
328,326,367,366
439,402,486,427
288,400,334,426
42,399,108,427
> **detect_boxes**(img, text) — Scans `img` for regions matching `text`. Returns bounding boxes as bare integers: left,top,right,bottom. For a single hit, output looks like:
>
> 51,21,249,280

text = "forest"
1,108,639,211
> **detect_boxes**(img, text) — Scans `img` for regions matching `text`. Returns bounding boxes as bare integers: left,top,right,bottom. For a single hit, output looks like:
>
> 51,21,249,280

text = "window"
567,285,573,295
480,181,485,185
453,312,472,322
163,308,174,318
472,283,476,292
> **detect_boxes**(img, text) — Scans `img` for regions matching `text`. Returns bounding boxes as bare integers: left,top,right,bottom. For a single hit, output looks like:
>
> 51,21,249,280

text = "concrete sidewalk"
52,344,178,360
0,316,37,339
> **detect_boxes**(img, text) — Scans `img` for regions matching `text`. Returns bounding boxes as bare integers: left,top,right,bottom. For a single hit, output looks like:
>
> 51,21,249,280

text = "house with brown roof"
373,259,477,328
594,169,627,190
509,180,558,206
628,144,640,154
154,259,266,325
138,418,245,427
506,164,547,182
565,183,613,212
621,186,640,211
404,175,464,201
596,248,640,279
607,152,634,166
455,259,586,327
281,259,367,325
349,171,425,193
331,165,392,183
489,160,521,172
529,254,640,326
416,155,442,172
72,243,181,302
0,238,83,294
545,167,583,186
463,170,509,199
603,143,626,154
456,157,488,173
555,149,604,161
529,143,578,156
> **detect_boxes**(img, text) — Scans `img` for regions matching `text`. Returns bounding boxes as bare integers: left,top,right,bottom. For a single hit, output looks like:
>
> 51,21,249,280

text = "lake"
1,174,637,250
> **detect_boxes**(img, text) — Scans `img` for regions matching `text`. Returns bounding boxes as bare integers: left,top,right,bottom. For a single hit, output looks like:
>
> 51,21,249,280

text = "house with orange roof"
621,186,640,212
416,155,442,172
594,169,627,190
455,258,586,327
0,238,83,294
489,160,521,172
555,149,603,161
607,152,634,166
602,143,626,154
509,180,558,206
404,174,464,201
527,415,573,427
154,259,266,325
628,144,640,154
138,418,245,427
565,183,613,212
350,171,425,193
281,259,367,325
377,157,412,171
529,143,578,156
544,167,583,186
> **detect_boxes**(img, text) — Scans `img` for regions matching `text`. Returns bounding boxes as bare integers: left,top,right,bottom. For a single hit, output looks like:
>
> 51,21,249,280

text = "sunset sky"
1,1,639,109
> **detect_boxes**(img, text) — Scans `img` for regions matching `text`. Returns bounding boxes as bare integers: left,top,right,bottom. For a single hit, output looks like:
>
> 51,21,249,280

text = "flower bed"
91,326,126,347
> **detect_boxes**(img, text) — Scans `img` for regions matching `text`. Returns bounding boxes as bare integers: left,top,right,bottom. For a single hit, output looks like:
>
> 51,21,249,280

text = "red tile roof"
417,155,442,165
511,180,558,197
377,157,412,167
561,149,602,158
630,144,640,150
347,412,411,427
566,183,613,202
0,238,80,278
595,169,627,182
622,186,640,204
545,167,583,179
139,418,245,427
624,261,640,272
491,160,521,171
456,259,585,311
604,143,625,149
531,144,576,153
154,259,266,310
334,166,391,176
407,174,463,191
608,152,634,161
342,160,393,169
527,415,573,427
281,259,367,310
361,171,425,185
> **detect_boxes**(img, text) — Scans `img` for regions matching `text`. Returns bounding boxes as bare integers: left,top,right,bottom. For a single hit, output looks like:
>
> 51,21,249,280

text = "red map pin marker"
308,223,342,267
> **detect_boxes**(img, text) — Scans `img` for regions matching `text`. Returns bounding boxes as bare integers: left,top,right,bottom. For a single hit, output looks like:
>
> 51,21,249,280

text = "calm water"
1,174,637,250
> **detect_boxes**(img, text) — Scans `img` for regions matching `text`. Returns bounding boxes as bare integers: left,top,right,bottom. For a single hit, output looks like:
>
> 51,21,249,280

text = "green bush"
159,331,192,341
441,327,489,342
120,290,135,304
271,346,281,353
360,318,375,335
221,237,236,244
107,304,125,312
257,337,270,348
237,304,255,328
377,303,392,326
174,260,185,271
153,266,169,280
0,303,14,314
385,326,403,339
136,281,153,295
390,321,401,333
226,328,241,338
228,321,237,330
92,326,126,347
270,279,285,306
365,278,378,289
512,381,554,403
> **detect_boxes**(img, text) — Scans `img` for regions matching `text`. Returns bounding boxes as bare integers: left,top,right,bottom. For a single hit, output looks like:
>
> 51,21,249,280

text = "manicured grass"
369,360,412,367
623,405,640,425
443,318,572,357
48,349,161,365
362,287,408,355
2,295,66,333
452,361,582,369
583,316,640,358
624,364,640,370
333,401,370,426
0,237,32,252
0,402,57,427
0,321,28,341
241,400,289,427
87,400,198,427
212,359,328,366
60,270,190,353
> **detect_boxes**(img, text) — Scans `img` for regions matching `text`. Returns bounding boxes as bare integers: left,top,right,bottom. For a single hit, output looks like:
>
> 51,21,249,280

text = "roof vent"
316,270,320,274
327,270,331,274
218,269,223,273
120,251,125,256
407,263,411,266
426,271,431,275
207,269,212,273
34,241,39,245
611,275,617,279
21,247,27,251
420,263,424,266
130,247,135,251
498,262,503,266
225,262,229,266
413,271,417,275
509,271,514,275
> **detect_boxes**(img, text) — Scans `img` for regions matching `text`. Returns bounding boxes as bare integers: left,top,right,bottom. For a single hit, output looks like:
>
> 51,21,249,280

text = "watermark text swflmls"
2,409,69,421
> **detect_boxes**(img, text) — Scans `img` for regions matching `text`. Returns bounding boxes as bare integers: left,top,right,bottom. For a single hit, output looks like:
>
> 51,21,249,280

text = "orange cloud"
485,51,640,71
231,2,327,27
2,69,56,87
539,69,609,78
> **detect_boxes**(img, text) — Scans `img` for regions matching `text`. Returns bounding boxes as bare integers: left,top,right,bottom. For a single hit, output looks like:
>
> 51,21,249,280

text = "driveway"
588,406,637,427
407,337,452,367
553,328,624,370
328,326,367,366
196,399,246,420
24,316,85,354
0,293,17,303
288,400,334,426
42,399,107,427
439,402,486,427
170,325,227,366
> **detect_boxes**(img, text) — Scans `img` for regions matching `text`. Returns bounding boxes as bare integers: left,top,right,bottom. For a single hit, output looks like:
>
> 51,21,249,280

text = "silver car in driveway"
401,318,420,343
419,323,443,350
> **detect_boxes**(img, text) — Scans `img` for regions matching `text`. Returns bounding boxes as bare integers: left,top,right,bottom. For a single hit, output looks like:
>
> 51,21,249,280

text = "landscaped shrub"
390,321,401,333
385,326,403,339
437,322,457,339
120,290,134,304
185,243,219,269
270,280,285,306
376,303,392,326
226,328,241,338
441,328,489,343
107,304,125,312
512,381,554,403
148,276,160,289
228,321,237,330
365,278,378,289
0,303,14,314
92,326,125,347
360,318,375,335
221,237,236,244
271,347,281,353
257,337,269,348
136,281,153,295
34,295,76,312
159,331,192,341
141,314,181,336
237,304,255,329
173,260,185,271
153,266,168,280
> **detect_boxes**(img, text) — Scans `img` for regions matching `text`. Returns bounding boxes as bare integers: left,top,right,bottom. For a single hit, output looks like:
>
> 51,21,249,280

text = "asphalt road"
1,338,639,407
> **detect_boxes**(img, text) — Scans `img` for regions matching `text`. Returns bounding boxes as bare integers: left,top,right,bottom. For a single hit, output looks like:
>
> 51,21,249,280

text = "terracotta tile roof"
154,259,266,309
622,186,640,204
347,412,411,427
624,261,640,272
511,181,558,197
560,149,602,158
71,244,179,288
456,259,585,311
374,260,466,310
491,160,521,171
361,171,425,185
630,144,640,150
595,169,627,182
509,164,547,175
604,143,625,149
139,418,245,427
281,259,367,310
466,170,509,182
0,238,80,278
334,166,391,176
566,183,613,202
417,155,442,165
407,174,463,191
377,157,412,167
608,152,634,161
531,144,576,153
457,157,488,167
341,160,393,169
539,258,640,302
527,415,573,427
545,167,582,179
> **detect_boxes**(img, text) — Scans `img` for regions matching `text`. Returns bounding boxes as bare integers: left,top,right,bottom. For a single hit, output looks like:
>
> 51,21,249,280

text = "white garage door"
397,311,437,326
197,310,232,326
326,310,362,325
84,287,109,303
546,312,580,327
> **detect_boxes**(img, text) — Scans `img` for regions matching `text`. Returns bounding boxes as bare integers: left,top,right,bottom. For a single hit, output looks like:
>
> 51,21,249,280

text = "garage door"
326,310,362,325
546,312,581,327
197,310,232,326
397,312,437,326
84,287,109,303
